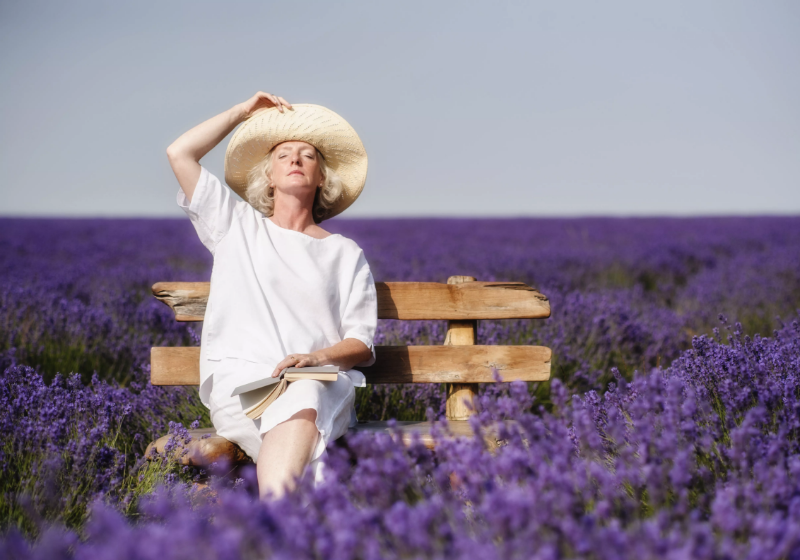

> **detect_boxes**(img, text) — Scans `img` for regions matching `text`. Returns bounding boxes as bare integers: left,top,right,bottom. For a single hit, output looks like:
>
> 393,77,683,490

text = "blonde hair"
245,143,344,223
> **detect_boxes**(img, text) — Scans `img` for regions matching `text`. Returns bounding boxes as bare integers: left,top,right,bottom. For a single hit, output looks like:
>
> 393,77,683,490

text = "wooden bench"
145,276,551,466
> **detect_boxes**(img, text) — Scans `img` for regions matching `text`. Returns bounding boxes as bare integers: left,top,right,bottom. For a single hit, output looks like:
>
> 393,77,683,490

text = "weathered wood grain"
151,280,551,322
444,276,479,421
150,347,203,385
150,345,552,386
151,282,210,322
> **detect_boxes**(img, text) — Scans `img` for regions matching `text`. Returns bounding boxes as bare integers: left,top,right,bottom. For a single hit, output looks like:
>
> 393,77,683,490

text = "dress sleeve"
176,166,238,254
340,251,378,367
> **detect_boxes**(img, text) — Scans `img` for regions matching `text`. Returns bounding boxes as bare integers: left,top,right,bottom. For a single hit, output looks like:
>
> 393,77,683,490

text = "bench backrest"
151,279,551,321
150,276,552,420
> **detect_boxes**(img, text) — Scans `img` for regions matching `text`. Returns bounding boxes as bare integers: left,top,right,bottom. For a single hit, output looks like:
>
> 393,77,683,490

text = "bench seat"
145,420,502,467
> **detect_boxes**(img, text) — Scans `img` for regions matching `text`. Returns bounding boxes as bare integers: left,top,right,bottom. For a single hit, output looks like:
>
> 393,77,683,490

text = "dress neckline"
264,216,341,242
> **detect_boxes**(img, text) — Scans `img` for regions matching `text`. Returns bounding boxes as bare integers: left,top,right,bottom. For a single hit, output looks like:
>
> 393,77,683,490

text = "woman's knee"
291,408,317,424
261,408,318,438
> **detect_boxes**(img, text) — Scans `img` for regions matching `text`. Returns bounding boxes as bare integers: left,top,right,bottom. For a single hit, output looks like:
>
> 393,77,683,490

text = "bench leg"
445,276,479,421
446,383,478,421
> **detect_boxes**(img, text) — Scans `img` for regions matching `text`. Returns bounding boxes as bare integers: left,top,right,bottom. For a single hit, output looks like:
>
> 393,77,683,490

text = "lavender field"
1,216,800,559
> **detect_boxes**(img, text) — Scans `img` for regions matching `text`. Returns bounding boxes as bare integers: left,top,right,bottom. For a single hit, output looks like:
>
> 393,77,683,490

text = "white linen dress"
177,166,377,483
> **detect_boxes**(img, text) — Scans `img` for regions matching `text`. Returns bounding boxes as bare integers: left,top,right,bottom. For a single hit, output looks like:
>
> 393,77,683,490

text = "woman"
166,91,377,499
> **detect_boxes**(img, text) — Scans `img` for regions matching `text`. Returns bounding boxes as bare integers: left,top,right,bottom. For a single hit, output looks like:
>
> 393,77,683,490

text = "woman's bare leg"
257,408,319,499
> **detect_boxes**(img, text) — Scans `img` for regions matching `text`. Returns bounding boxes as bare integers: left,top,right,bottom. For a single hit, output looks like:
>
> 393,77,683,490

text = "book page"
239,382,281,415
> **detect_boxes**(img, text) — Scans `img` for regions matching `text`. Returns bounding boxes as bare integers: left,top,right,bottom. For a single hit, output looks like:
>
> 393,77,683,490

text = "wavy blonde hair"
245,143,344,223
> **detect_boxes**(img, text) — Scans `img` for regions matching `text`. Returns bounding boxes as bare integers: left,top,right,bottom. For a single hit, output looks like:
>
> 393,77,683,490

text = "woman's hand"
270,339,372,378
167,91,293,201
238,91,293,118
271,353,321,377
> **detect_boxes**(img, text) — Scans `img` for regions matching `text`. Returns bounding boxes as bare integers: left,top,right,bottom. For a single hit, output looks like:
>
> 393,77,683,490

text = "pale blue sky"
1,0,798,217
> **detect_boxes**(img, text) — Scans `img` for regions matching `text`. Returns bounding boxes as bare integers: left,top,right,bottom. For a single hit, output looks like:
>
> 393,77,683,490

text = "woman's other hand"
270,339,372,377
271,353,321,377
238,91,292,117
166,91,292,202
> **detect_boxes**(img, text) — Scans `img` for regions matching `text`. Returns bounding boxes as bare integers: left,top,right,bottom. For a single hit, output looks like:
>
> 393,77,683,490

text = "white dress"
177,166,378,482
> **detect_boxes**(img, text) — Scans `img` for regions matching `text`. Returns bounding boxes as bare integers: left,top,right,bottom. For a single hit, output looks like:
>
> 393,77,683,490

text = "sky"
0,0,798,217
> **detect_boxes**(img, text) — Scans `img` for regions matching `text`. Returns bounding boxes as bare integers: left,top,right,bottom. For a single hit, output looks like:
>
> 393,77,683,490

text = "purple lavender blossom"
2,216,800,558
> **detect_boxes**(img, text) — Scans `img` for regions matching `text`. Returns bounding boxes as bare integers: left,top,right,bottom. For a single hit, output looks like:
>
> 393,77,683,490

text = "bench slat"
152,281,551,322
150,345,551,386
145,421,506,466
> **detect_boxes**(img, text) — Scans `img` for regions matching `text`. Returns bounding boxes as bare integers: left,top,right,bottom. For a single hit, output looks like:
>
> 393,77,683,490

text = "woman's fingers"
258,92,276,108
272,353,300,376
255,92,273,108
250,92,275,110
267,93,284,112
293,354,311,367
270,352,321,376
246,92,290,115
271,356,292,377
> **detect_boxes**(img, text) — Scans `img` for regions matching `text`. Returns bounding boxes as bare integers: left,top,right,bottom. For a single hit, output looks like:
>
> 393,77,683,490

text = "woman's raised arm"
166,92,292,201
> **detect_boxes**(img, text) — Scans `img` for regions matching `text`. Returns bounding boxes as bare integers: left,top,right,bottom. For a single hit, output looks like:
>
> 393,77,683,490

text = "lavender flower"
2,216,800,558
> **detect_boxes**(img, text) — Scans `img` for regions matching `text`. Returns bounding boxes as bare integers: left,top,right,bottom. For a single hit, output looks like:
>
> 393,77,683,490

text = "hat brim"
224,104,367,221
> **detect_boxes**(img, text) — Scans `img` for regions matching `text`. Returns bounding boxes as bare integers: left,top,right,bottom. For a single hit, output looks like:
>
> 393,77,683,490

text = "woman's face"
270,141,324,197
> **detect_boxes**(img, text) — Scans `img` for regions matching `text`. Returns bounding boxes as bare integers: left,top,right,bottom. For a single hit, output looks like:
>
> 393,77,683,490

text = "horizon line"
1,213,799,220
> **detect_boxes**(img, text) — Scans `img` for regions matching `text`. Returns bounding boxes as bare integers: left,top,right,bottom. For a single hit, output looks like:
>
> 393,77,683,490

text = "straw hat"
224,103,368,220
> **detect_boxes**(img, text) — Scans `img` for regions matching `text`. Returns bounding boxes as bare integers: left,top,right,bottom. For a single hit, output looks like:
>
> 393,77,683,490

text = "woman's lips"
289,171,304,176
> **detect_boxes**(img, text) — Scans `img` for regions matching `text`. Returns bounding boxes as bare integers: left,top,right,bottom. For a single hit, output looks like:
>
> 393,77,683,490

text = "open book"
230,365,340,420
